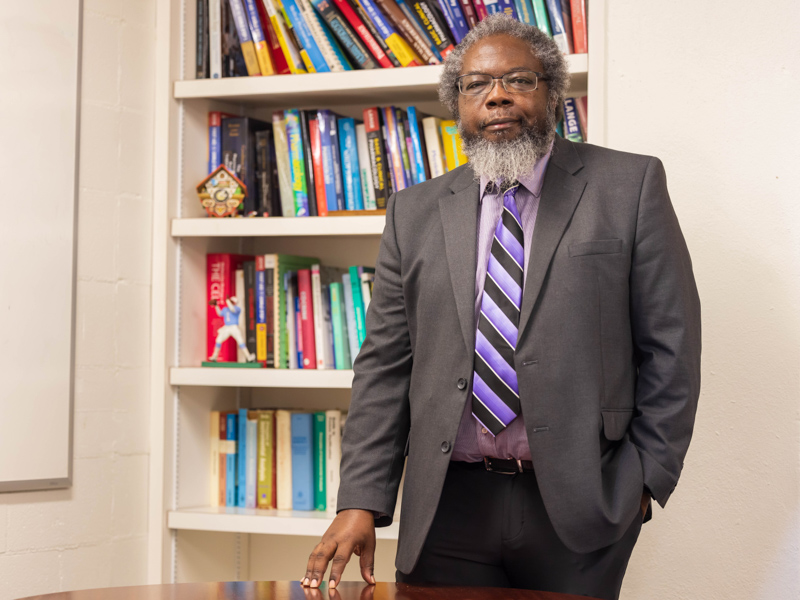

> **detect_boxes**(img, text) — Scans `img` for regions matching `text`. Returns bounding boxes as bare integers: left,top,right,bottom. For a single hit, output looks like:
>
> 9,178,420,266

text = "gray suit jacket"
337,135,701,573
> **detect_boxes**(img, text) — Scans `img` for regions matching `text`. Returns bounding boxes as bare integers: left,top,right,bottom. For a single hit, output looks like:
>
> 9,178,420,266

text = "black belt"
453,457,535,475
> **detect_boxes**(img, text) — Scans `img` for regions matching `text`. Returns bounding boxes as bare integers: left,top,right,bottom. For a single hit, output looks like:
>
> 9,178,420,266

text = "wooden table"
19,581,598,600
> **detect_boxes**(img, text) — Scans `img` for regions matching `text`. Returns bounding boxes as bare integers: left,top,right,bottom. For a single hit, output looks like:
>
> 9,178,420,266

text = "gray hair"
438,14,570,122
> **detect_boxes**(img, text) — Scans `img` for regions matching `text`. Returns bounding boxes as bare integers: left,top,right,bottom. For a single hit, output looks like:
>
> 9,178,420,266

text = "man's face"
457,34,551,143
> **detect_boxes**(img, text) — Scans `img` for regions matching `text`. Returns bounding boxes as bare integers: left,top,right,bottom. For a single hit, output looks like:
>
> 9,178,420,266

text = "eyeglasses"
456,71,548,96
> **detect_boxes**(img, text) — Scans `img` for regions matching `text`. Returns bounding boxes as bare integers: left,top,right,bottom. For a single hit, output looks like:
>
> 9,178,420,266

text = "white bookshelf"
149,0,606,584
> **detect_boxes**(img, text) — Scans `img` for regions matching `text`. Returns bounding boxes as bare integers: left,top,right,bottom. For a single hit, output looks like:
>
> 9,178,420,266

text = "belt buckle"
483,457,521,475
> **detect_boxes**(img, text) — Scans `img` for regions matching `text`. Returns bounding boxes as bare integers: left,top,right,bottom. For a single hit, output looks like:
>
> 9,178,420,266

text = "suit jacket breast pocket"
569,239,623,257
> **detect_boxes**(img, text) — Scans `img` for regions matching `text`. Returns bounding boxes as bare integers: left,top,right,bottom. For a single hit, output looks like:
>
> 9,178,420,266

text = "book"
328,113,346,209
472,0,489,20
382,107,407,191
265,255,276,365
562,97,583,142
395,108,414,186
258,0,293,73
207,254,250,362
395,0,443,60
310,0,379,70
410,0,455,59
257,410,277,508
513,0,535,26
313,412,327,511
338,118,365,211
349,266,374,346
341,273,360,362
272,111,297,218
210,411,220,506
456,0,478,29
309,117,329,216
237,408,248,506
282,0,333,72
235,267,248,362
291,412,315,510
228,0,262,74
569,0,586,53
559,0,574,53
486,0,517,19
199,0,211,78
297,269,317,368
360,270,375,312
356,0,422,66
329,282,349,369
355,124,378,210
225,411,238,506
440,120,467,171
421,116,445,178
254,129,275,215
406,106,427,184
575,95,588,140
545,0,570,54
219,412,229,506
262,0,308,73
300,0,349,71
435,0,468,43
208,112,223,174
322,285,336,367
222,0,250,76
222,116,271,216
246,410,259,508
374,0,439,65
286,272,298,369
276,409,293,510
285,109,311,216
325,409,342,511
363,107,390,208
352,0,402,66
255,256,268,363
531,0,550,34
311,265,327,369
317,110,340,213
330,0,394,68
243,261,257,360
244,0,277,74
298,110,318,217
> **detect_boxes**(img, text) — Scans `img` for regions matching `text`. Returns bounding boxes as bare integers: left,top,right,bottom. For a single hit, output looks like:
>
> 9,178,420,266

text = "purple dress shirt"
451,148,552,462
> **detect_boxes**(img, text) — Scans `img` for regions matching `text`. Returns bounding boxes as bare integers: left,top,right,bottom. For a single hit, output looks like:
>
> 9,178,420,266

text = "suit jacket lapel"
518,137,587,340
440,166,480,355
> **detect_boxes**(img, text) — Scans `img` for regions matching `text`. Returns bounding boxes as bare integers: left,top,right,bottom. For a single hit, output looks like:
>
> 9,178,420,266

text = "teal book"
329,283,348,369
531,0,551,35
291,412,314,511
225,412,237,507
313,412,327,511
348,266,366,347
341,273,360,363
514,0,535,25
237,408,248,507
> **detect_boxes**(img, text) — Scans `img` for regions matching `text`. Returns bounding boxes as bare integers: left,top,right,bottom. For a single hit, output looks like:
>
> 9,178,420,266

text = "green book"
313,411,327,511
349,266,366,347
531,0,551,35
329,283,348,369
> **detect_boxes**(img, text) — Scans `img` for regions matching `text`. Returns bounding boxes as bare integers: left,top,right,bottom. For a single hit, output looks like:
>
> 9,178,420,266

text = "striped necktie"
472,183,523,436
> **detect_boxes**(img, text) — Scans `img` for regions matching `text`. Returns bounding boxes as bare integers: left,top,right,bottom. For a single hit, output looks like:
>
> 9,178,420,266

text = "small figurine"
207,296,255,362
196,165,247,218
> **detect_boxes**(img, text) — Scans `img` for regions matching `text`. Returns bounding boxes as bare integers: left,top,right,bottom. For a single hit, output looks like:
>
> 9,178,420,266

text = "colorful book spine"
338,118,365,211
349,266,367,346
322,285,336,368
298,111,318,217
325,410,342,511
285,110,310,217
422,116,445,178
309,118,328,216
330,0,394,68
297,269,317,368
513,0,535,25
286,272,298,369
228,0,262,74
440,120,467,171
262,0,308,73
257,0,293,73
569,0,586,53
382,107,407,191
361,270,375,312
208,112,223,174
353,0,402,66
282,0,332,72
456,0,478,29
272,112,296,218
374,0,439,65
328,114,346,210
317,110,339,213
472,0,489,20
208,0,222,78
246,412,258,508
297,0,346,71
545,0,570,53
329,283,348,369
363,107,389,208
295,295,303,367
244,261,258,358
436,0,468,43
575,95,588,141
219,413,228,506
311,0,379,70
311,265,326,369
237,408,248,506
411,0,455,58
255,256,267,362
562,98,583,142
244,0,277,74
316,11,356,70
395,108,414,186
291,413,315,511
395,0,442,60
559,0,574,53
355,124,378,210
356,0,422,66
276,409,293,510
210,411,220,506
487,0,517,19
313,412,327,511
341,273,360,362
225,412,237,506
531,0,550,34
406,107,426,185
257,410,276,509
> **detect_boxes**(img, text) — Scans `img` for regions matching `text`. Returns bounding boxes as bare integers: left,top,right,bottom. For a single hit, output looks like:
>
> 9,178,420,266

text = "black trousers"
396,461,642,600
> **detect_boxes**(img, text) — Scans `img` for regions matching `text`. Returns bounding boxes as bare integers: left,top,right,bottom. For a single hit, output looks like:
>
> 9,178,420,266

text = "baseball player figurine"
208,296,255,362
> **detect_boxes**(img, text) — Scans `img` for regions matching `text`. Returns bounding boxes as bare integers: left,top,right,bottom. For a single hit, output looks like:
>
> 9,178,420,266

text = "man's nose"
484,78,514,107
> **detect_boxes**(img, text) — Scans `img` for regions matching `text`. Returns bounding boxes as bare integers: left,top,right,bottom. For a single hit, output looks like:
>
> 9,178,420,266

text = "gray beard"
459,112,556,184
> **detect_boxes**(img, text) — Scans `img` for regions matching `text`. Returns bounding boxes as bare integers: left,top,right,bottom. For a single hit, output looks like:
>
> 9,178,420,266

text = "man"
303,15,701,600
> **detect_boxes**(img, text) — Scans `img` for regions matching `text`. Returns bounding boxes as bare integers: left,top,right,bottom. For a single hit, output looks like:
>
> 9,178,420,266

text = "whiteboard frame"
0,0,82,493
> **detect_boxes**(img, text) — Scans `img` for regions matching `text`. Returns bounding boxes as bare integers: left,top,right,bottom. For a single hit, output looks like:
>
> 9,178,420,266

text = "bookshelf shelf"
168,506,399,540
172,55,588,107
171,215,385,237
170,367,355,388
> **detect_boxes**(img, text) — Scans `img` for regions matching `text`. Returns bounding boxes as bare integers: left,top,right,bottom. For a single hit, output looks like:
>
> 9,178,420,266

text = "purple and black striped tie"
472,183,523,436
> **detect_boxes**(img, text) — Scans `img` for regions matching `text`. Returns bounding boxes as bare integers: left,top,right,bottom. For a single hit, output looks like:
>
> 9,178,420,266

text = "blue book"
562,98,583,142
295,295,303,368
337,118,364,211
255,261,266,362
285,109,310,217
238,408,248,507
226,412,237,507
208,114,221,174
341,273,360,362
556,120,564,137
246,414,257,508
513,0,535,25
328,114,345,210
348,266,366,346
291,413,314,510
282,0,332,73
438,0,468,43
310,8,353,71
545,0,570,54
317,111,339,213
406,107,426,185
487,0,517,19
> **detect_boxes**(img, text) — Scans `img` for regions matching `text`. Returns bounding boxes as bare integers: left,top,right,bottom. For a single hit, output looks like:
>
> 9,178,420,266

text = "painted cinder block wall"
0,1,156,598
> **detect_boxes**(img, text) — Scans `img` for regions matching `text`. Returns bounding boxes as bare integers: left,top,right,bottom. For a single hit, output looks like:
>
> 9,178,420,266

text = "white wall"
605,1,800,598
0,0,156,598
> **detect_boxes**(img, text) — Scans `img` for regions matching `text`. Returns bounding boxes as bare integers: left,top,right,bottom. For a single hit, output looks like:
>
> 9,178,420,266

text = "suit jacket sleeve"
629,157,702,508
336,192,412,526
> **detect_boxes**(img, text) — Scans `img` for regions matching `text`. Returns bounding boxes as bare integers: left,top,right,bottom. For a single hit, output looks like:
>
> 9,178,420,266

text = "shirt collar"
479,141,553,203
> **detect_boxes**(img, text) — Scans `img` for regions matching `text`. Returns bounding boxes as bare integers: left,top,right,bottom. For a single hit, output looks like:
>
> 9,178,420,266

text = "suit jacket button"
441,441,451,453
457,378,467,390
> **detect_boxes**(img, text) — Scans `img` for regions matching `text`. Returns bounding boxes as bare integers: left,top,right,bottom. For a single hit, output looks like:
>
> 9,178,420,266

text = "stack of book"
207,253,376,369
208,105,466,217
196,0,588,78
211,408,345,511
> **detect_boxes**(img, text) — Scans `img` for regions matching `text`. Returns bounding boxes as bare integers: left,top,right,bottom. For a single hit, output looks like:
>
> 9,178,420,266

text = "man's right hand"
302,509,377,589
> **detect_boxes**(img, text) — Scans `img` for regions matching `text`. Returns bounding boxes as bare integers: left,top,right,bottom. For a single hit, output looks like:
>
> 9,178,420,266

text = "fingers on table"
305,540,339,587
357,536,377,584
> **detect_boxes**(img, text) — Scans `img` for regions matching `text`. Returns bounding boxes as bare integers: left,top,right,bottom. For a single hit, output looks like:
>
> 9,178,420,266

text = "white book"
341,273,360,364
355,124,378,210
325,410,342,513
298,0,344,72
321,285,335,369
208,0,222,78
235,268,247,362
246,416,258,508
311,265,327,369
422,117,446,178
210,411,220,507
276,409,293,510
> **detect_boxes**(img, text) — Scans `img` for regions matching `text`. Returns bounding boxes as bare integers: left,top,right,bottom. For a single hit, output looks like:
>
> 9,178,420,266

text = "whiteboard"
0,0,81,491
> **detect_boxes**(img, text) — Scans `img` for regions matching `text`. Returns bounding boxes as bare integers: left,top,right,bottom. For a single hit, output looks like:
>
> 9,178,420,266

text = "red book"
457,0,478,29
257,1,292,74
297,269,317,369
207,253,249,362
331,0,395,68
309,119,328,216
219,413,227,507
471,0,488,20
569,0,587,54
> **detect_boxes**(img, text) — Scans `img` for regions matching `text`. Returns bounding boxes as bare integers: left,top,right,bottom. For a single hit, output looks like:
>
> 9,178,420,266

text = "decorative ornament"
196,165,247,218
